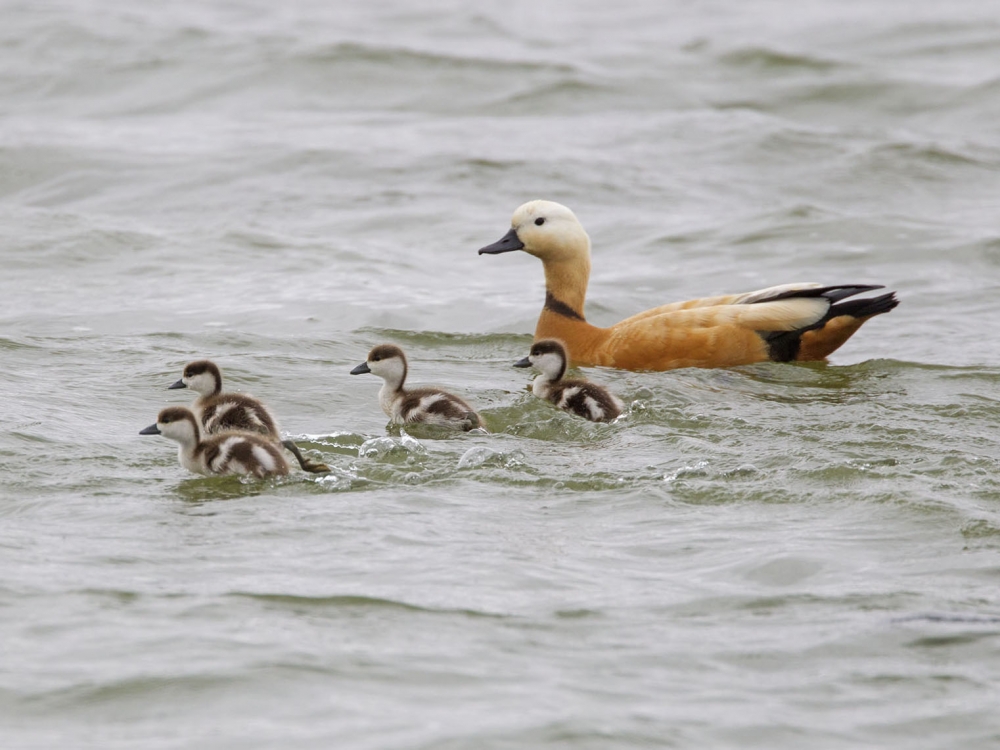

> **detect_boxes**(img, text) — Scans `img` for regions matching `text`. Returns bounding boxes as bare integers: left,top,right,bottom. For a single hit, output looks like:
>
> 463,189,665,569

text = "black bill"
478,227,524,255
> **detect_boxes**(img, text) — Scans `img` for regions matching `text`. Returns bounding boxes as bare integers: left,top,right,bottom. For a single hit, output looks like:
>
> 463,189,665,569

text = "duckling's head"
169,360,222,397
479,200,590,265
351,344,408,388
139,406,201,445
513,339,568,382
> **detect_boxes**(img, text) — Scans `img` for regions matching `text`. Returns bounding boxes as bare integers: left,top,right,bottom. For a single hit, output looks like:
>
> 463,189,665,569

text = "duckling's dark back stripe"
561,387,592,415
227,440,255,468
401,391,470,421
400,389,482,429
589,388,622,420
422,397,465,419
201,441,222,469
545,291,584,321
557,380,622,421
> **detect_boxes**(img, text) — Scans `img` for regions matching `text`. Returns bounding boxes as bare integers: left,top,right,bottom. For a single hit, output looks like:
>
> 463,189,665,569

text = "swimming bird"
515,339,623,422
479,200,899,371
140,406,289,479
169,360,329,473
350,344,484,430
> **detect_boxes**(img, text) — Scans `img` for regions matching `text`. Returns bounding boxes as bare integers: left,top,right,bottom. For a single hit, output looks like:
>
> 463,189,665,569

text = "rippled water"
4,1,1000,748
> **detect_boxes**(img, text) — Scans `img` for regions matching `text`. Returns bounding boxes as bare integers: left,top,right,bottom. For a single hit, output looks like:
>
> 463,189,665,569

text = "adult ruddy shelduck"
478,200,899,371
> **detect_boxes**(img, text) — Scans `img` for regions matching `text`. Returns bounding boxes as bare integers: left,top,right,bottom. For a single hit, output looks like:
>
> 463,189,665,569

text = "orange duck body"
478,200,898,371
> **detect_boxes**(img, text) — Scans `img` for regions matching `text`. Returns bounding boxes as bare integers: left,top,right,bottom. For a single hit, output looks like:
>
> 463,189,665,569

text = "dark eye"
372,355,380,362
534,217,545,226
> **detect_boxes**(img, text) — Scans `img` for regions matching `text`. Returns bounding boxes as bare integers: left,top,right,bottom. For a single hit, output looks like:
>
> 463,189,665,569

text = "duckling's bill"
139,423,161,435
513,356,532,368
167,379,187,390
350,362,371,375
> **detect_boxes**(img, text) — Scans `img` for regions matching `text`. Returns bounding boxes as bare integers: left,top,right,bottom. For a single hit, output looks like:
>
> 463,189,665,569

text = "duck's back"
198,432,289,478
546,379,623,422
395,388,483,430
537,284,898,371
198,393,279,438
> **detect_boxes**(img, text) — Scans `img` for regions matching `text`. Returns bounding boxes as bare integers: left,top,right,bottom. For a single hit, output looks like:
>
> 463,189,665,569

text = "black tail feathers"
827,291,899,319
762,289,899,362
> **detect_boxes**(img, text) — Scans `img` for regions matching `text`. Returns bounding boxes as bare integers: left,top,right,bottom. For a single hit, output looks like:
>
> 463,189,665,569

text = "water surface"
3,1,1000,748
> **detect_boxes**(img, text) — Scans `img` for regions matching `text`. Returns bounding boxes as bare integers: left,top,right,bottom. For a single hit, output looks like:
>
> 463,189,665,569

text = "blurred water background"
3,1,1000,747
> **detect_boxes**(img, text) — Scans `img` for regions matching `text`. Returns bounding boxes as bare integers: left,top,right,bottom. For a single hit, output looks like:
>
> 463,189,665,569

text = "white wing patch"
209,436,238,473
251,444,276,473
556,386,582,411
734,283,822,304
584,395,603,421
726,297,829,331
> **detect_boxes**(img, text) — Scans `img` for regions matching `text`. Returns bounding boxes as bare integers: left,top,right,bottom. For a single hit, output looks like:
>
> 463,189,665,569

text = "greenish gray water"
3,1,1000,748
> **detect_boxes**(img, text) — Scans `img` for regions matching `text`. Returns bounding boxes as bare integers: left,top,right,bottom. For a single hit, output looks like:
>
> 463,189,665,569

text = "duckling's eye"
372,355,380,362
534,217,545,226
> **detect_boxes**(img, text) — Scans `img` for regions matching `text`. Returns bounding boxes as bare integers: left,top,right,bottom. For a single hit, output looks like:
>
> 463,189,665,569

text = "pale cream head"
510,200,591,264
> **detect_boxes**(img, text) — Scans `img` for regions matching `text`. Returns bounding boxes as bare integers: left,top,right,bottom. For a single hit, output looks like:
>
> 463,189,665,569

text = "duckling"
479,200,899,371
350,344,484,431
515,339,623,422
169,360,329,473
140,406,289,479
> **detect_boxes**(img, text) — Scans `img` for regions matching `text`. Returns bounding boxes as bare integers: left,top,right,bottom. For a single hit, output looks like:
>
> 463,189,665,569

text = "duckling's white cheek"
371,358,405,384
535,352,564,377
185,373,213,396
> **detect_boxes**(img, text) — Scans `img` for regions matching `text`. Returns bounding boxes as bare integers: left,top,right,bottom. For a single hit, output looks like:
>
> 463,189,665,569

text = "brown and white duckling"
169,360,329,473
350,344,484,431
514,339,623,422
140,406,289,479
